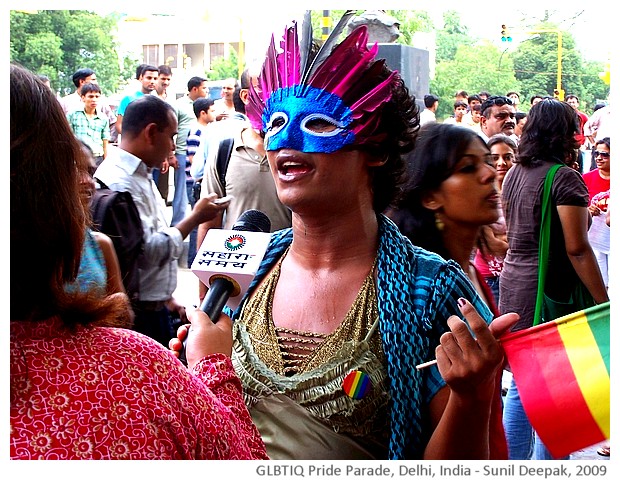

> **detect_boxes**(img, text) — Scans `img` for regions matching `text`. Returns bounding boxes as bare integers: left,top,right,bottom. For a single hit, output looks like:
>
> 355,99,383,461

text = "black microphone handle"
200,277,236,321
178,209,270,366
179,277,235,366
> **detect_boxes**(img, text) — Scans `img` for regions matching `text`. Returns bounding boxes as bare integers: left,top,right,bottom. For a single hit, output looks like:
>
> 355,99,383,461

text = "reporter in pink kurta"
10,63,268,460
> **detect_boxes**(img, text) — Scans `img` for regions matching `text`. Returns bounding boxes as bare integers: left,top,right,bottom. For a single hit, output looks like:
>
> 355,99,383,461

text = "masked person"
172,12,518,460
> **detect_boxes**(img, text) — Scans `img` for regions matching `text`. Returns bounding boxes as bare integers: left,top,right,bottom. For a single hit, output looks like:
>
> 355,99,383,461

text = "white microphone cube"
191,229,272,311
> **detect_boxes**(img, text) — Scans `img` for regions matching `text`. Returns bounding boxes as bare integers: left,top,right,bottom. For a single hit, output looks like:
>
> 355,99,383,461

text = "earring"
435,212,444,231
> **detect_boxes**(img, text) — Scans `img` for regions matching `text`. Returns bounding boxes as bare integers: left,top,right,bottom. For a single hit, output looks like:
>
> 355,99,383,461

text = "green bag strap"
533,163,563,326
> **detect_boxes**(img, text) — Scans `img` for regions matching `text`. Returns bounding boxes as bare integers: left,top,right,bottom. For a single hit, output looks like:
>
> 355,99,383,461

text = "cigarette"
415,359,438,370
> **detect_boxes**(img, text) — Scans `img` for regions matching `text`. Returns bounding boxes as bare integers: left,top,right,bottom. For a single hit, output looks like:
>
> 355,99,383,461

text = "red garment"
10,317,268,460
583,169,610,202
575,111,588,146
473,201,507,278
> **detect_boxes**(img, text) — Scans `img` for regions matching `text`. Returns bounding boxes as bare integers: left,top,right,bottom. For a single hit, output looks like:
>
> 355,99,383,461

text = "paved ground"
571,441,610,460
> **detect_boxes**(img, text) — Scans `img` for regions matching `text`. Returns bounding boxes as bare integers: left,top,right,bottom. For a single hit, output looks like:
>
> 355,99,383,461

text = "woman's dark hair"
11,63,128,325
595,137,610,150
487,133,517,152
389,123,487,258
518,98,579,166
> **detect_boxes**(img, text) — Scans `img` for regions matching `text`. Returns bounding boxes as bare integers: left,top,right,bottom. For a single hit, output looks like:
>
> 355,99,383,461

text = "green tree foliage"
11,9,606,116
432,43,519,120
582,60,610,107
510,22,608,112
435,10,475,63
120,53,142,89
309,9,349,42
209,48,240,80
427,11,607,117
10,10,122,96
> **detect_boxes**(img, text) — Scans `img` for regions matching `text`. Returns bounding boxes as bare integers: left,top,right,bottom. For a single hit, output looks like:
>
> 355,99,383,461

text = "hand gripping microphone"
179,209,272,365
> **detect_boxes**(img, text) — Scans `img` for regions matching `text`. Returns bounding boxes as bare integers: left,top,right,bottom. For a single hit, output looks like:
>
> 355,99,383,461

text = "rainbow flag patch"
342,370,371,399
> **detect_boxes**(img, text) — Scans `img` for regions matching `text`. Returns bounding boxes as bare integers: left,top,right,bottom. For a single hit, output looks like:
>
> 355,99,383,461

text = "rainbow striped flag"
501,302,610,458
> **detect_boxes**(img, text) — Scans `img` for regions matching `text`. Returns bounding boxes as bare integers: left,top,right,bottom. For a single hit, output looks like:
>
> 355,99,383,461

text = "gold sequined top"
241,250,385,375
232,249,391,458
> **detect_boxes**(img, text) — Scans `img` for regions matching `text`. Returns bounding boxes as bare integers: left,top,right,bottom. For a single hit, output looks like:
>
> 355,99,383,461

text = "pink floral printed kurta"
10,318,268,460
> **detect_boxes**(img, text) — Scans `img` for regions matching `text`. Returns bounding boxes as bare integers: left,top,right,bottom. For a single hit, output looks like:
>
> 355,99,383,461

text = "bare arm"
91,231,125,295
606,206,611,226
174,194,227,240
480,225,508,258
557,205,609,302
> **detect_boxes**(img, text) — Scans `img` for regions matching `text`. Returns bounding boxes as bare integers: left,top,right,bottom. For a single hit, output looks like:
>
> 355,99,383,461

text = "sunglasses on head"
481,96,513,115
594,151,610,158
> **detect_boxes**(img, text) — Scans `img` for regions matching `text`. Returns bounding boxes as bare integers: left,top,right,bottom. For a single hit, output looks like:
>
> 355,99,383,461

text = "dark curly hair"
517,98,579,166
365,70,420,213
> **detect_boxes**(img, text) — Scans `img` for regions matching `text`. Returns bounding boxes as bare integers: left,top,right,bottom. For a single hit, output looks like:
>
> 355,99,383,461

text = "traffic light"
501,24,512,42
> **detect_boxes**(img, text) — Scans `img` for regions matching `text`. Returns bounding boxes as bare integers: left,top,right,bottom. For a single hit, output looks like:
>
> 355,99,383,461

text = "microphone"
179,209,272,365
196,209,271,319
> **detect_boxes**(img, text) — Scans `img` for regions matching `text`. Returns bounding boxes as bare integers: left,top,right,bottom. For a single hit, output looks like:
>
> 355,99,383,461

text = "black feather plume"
299,10,313,76
301,10,356,84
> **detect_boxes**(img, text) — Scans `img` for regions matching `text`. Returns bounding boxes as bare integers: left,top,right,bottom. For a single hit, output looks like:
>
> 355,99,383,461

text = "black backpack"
90,179,144,301
216,137,235,194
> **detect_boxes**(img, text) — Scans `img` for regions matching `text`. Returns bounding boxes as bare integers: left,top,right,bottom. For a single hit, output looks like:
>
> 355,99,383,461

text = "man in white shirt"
213,77,237,121
419,94,439,126
94,95,228,346
584,104,611,145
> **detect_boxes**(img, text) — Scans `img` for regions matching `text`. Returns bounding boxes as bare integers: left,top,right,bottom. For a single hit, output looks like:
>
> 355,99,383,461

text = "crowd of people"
11,12,610,462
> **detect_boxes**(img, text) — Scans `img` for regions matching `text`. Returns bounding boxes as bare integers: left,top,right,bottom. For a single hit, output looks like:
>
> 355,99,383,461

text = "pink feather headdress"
247,11,400,148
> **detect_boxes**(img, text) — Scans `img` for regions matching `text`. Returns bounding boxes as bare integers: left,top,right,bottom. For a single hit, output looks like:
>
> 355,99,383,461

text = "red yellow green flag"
501,302,610,458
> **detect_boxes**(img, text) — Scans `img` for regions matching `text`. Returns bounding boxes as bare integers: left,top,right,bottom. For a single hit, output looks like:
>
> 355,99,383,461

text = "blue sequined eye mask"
246,13,399,155
263,86,355,153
